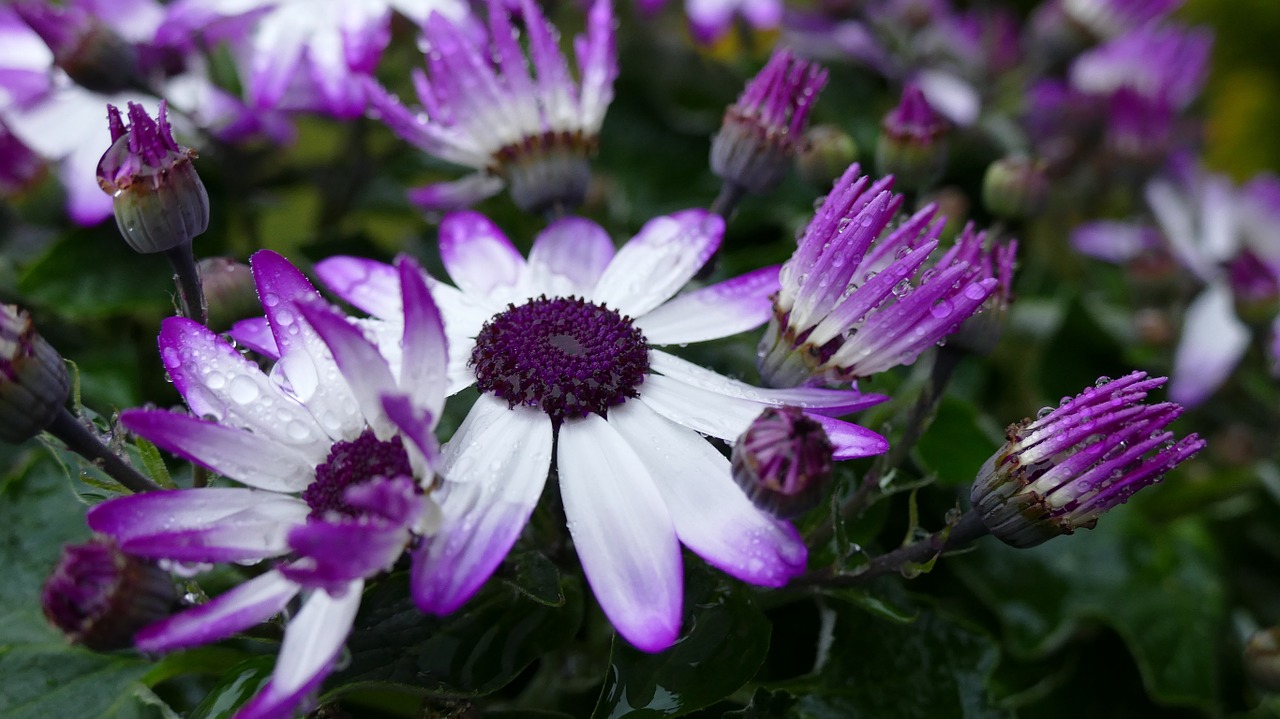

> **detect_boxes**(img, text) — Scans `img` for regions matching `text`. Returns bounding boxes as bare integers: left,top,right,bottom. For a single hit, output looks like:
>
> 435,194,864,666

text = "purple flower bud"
0,305,69,444
731,406,834,518
981,155,1050,221
795,124,859,190
711,49,828,196
97,101,208,255
13,1,142,94
41,536,176,651
875,83,949,192
950,233,1018,356
971,372,1205,548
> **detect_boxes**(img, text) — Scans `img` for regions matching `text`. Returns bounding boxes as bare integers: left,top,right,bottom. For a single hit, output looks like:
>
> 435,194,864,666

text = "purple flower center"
470,295,650,424
304,429,412,518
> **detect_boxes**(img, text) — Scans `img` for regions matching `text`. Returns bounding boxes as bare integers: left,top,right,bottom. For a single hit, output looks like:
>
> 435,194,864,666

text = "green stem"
165,243,206,326
800,510,988,587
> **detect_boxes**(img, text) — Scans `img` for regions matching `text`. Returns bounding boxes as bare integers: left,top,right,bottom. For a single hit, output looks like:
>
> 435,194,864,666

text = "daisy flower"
86,249,450,719
365,0,616,213
316,209,889,652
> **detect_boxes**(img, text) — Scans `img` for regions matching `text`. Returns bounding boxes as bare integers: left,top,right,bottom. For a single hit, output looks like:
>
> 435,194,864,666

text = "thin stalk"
800,510,988,587
165,243,206,326
48,408,162,494
710,181,747,221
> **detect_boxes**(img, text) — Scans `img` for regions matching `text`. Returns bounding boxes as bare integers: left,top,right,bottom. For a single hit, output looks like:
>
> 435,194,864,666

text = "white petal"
1169,283,1250,407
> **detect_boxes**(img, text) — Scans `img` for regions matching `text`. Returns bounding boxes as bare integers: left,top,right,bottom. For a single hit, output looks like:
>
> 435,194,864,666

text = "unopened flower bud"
876,83,949,192
711,49,828,196
982,155,1050,221
197,258,259,332
951,238,1018,356
1245,627,1280,692
731,406,834,518
13,1,142,94
41,536,176,651
795,124,858,190
97,101,208,255
971,372,1204,548
0,305,69,444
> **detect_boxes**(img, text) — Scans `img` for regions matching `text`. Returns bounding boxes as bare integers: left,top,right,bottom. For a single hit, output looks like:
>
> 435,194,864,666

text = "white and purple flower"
316,209,888,652
86,250,451,719
365,0,616,213
157,0,471,118
757,164,1006,388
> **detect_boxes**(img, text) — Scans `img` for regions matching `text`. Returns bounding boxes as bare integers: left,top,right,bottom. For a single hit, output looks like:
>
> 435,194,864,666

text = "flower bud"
41,537,176,651
731,406,834,518
951,238,1018,357
982,155,1050,221
971,372,1204,548
711,49,828,196
13,1,143,94
97,101,208,255
197,258,259,332
876,83,949,192
795,124,858,190
0,305,69,444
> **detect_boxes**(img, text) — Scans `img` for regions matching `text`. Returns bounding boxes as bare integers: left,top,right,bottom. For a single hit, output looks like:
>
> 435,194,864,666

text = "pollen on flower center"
304,429,412,518
470,295,650,424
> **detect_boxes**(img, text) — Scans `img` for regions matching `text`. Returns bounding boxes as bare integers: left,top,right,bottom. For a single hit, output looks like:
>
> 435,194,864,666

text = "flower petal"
296,300,397,438
313,256,401,319
251,250,364,440
610,401,806,586
235,582,364,719
526,216,616,297
158,317,328,457
636,266,779,345
135,569,301,653
592,210,723,318
648,350,888,415
228,317,280,360
408,173,506,211
807,414,890,459
558,414,682,652
637,373,764,441
438,211,526,299
87,488,308,563
121,409,316,492
411,395,553,614
397,256,449,421
1169,282,1250,407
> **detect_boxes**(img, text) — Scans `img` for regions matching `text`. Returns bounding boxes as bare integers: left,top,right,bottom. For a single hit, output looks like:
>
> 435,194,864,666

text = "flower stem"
801,509,988,587
166,244,206,326
710,181,747,221
47,408,162,494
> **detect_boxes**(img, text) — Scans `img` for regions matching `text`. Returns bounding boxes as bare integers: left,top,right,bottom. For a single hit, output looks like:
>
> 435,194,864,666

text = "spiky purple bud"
875,83,949,192
711,49,828,196
971,372,1204,548
731,406,834,518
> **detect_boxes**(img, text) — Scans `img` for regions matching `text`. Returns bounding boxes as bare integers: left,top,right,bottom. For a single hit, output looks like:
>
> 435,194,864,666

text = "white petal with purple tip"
314,256,402,319
637,373,765,441
439,211,526,299
229,317,280,360
135,569,301,653
397,257,449,420
526,217,616,297
610,400,806,587
636,266,780,345
297,301,398,438
558,414,682,652
592,210,724,318
1169,282,1250,407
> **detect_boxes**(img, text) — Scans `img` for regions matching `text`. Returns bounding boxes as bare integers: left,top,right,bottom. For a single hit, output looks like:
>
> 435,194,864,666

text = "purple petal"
558,414,682,652
593,210,724,318
527,216,616,296
396,256,448,420
229,317,280,360
411,395,553,614
234,583,363,719
407,174,506,211
121,409,316,492
637,266,780,345
381,393,440,471
807,414,890,459
313,256,401,319
438,211,526,298
610,401,806,586
87,488,308,563
135,570,301,653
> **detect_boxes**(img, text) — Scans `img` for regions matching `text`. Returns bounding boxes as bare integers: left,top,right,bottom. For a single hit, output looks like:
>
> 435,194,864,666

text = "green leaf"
722,688,798,718
507,551,565,607
325,572,583,700
17,229,171,320
952,508,1225,711
591,566,771,719
186,658,274,719
785,601,1006,719
821,589,917,625
0,645,155,719
914,396,1000,488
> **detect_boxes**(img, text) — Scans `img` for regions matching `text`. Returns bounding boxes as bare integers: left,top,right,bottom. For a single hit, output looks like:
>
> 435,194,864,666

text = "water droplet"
228,375,261,404
930,300,953,319
1036,406,1054,419
1095,376,1112,387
